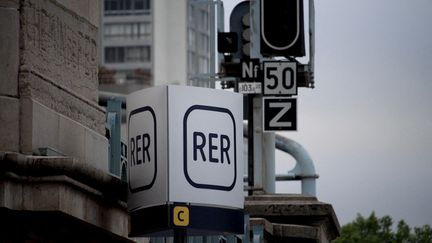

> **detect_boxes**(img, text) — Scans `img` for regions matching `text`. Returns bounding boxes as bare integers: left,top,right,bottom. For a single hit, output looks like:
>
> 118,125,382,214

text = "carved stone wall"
0,0,107,170
20,0,98,102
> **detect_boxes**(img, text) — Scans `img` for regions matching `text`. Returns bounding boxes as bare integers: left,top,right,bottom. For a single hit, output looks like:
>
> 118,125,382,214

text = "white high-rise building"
99,0,213,94
99,0,153,94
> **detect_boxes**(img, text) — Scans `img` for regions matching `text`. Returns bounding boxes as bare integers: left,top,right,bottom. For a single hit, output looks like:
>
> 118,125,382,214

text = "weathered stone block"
60,184,86,220
0,0,19,9
83,193,102,226
56,0,99,27
19,71,105,134
88,0,100,28
19,97,34,154
20,0,99,102
85,128,109,172
105,206,130,237
0,181,23,210
32,97,60,152
59,114,86,161
23,182,60,211
19,98,108,171
0,8,19,97
0,153,132,240
0,96,19,152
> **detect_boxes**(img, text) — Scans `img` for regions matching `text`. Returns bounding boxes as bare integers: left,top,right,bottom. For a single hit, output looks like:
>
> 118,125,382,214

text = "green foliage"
333,212,432,243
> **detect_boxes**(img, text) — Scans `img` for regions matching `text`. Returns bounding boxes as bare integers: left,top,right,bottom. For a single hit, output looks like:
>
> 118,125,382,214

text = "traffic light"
218,32,238,54
229,1,250,59
261,0,305,57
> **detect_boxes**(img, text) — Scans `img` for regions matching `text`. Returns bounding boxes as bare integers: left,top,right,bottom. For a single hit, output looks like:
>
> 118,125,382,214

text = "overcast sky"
225,0,432,227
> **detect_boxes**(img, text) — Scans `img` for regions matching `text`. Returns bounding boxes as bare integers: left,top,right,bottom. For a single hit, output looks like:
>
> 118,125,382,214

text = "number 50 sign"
263,61,297,96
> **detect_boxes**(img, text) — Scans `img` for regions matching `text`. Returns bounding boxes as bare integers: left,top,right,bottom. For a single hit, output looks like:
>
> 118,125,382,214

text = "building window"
134,0,150,10
105,47,124,63
104,22,151,40
125,46,150,62
199,10,208,30
188,29,196,49
105,46,150,63
104,0,150,15
197,33,209,53
198,56,209,73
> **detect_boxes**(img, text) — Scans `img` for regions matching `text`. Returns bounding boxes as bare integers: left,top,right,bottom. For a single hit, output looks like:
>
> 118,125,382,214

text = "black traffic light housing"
261,0,305,57
218,32,238,54
229,1,250,59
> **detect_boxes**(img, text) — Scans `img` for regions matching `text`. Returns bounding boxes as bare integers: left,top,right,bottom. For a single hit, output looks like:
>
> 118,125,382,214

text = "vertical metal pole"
250,0,275,194
250,0,262,193
243,214,251,243
247,95,254,195
263,131,275,193
251,225,264,243
252,97,263,191
217,0,225,89
209,0,216,88
174,229,187,243
107,99,121,176
309,0,315,87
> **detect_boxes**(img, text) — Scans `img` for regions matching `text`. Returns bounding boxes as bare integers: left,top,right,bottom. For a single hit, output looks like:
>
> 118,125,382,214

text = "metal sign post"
250,0,275,194
174,229,187,243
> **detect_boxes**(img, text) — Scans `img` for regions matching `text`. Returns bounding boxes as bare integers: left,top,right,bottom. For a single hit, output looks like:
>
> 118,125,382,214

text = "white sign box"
127,85,243,212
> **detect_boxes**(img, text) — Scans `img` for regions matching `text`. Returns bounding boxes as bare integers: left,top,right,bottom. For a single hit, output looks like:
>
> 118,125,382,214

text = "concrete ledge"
251,218,319,241
245,194,340,242
245,194,336,218
0,152,132,240
0,208,132,242
0,152,126,201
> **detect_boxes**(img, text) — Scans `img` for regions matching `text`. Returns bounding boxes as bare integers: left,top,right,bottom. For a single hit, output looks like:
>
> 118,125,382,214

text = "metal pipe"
243,124,318,196
275,134,317,196
308,0,315,88
99,91,126,108
244,173,318,182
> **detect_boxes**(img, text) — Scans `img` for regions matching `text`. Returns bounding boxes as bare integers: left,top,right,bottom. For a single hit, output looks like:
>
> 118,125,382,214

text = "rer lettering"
130,133,151,166
193,132,231,164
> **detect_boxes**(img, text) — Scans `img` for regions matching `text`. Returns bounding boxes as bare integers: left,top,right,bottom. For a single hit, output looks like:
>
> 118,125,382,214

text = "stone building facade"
0,0,133,241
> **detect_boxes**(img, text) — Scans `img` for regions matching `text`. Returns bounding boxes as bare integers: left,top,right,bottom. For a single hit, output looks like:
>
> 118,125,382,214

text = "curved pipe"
275,134,318,197
243,124,318,196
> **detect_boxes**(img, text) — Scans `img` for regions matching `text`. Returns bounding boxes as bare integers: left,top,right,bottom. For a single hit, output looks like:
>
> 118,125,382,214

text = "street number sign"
238,82,262,94
263,61,297,96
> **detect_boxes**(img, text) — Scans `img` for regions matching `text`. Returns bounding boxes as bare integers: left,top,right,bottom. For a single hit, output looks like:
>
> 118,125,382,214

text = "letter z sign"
263,97,297,131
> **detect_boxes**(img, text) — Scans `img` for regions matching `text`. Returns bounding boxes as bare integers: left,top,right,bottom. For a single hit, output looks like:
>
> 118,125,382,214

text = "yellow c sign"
173,206,189,226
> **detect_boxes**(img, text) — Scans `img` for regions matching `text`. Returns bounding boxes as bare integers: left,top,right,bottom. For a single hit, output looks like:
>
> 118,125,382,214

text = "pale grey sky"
225,0,432,227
